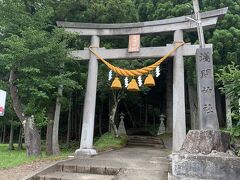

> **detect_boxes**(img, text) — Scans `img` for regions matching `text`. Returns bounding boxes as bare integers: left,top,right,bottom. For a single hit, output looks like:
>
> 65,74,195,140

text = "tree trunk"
66,94,72,147
166,60,173,132
216,89,225,127
18,126,23,150
71,98,75,138
24,116,41,156
188,83,199,129
74,109,78,139
2,125,6,144
52,84,63,155
0,125,2,144
123,102,135,128
108,95,113,132
9,70,41,156
153,115,156,129
46,120,53,155
78,104,83,140
109,102,119,137
72,92,77,139
46,106,54,155
145,103,148,129
139,105,142,125
98,104,103,136
9,122,14,150
238,98,240,126
225,95,232,129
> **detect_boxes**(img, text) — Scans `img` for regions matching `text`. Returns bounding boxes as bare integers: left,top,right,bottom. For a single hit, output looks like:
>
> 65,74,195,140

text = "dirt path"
0,160,54,180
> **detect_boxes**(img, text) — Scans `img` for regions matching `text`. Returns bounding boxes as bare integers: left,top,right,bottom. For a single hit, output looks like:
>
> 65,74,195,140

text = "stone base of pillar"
169,130,240,180
75,148,97,156
181,129,230,154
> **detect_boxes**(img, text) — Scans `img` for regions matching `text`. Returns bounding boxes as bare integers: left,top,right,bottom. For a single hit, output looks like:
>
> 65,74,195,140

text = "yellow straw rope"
89,42,184,77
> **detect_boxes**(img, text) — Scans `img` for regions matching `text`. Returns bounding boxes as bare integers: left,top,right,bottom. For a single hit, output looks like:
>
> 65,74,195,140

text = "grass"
0,133,127,169
94,132,127,152
0,144,73,169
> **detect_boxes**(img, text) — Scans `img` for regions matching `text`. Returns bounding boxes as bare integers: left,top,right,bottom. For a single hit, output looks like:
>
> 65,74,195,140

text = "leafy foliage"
217,63,240,123
228,126,240,137
225,126,240,156
0,0,80,127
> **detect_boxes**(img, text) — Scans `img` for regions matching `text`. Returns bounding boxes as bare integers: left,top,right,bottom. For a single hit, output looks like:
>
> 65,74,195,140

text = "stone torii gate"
57,7,227,156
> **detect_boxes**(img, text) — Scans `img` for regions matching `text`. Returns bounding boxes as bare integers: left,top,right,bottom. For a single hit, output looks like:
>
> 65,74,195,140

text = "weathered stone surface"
173,30,186,152
196,48,219,130
70,44,213,60
75,148,97,156
170,152,240,180
181,130,230,154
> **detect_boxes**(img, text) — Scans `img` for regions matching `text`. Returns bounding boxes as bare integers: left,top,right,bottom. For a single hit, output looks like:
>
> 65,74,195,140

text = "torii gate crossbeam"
71,44,212,60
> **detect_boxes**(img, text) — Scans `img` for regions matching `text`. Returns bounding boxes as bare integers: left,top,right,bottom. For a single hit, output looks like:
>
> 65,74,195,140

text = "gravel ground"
0,160,54,180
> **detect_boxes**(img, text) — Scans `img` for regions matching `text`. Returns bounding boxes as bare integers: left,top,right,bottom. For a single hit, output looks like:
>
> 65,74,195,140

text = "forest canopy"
0,0,239,156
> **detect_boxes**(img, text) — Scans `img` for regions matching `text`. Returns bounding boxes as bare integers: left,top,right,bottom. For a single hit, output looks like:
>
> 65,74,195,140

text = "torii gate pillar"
75,35,100,156
173,30,186,151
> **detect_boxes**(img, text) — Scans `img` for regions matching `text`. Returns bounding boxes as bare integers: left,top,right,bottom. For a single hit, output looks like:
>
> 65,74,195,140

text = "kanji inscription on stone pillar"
128,34,140,52
196,48,219,129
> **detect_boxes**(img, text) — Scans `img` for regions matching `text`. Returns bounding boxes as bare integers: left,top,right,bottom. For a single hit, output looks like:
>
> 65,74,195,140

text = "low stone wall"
169,130,240,180
169,152,240,180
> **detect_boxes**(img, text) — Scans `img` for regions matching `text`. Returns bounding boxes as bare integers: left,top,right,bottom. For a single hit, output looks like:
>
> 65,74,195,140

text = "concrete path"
56,147,170,180
33,146,171,180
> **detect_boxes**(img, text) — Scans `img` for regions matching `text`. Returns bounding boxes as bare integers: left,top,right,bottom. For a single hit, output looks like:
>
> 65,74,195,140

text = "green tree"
217,63,240,123
0,0,79,156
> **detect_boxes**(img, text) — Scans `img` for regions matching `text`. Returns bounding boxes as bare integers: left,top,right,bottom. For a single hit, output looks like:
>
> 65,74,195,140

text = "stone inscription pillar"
196,48,219,129
76,36,100,156
172,30,186,151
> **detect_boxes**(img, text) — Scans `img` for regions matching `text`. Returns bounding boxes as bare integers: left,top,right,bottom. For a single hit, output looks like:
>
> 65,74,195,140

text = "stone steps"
57,163,120,175
34,160,120,180
36,171,115,180
127,136,165,148
127,138,163,144
127,142,165,148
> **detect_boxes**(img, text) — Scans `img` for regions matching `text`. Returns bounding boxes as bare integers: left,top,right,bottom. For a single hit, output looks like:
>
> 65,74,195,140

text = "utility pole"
187,0,206,48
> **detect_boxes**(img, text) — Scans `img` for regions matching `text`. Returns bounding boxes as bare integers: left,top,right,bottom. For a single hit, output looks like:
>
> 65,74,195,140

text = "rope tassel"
127,79,139,92
144,74,155,87
111,77,122,90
